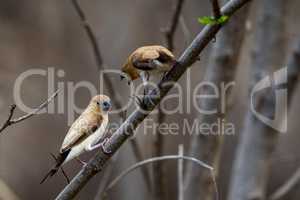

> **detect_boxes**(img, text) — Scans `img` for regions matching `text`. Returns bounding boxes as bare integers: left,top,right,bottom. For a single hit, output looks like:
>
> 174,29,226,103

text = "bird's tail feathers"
40,151,69,184
40,166,59,184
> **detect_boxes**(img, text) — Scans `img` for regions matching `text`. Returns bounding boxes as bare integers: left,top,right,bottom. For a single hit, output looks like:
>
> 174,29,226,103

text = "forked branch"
0,89,60,134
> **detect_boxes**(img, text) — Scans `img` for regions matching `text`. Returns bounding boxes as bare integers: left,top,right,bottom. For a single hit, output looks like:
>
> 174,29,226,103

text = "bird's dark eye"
96,102,100,105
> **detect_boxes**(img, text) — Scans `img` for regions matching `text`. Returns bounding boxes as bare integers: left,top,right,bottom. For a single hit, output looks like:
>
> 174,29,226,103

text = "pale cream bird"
121,45,176,107
40,95,111,183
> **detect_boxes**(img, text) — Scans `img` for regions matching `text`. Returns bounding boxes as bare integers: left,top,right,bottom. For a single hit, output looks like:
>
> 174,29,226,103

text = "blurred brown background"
0,0,300,199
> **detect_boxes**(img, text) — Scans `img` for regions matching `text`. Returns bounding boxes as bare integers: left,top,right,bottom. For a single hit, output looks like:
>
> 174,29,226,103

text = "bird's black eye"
96,102,100,105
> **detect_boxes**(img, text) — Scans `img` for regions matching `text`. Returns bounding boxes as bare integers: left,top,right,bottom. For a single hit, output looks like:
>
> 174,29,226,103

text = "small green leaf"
198,15,229,25
217,15,229,24
198,16,216,25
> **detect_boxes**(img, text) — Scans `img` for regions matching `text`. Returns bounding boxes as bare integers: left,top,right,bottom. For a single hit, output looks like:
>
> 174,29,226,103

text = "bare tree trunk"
227,0,286,200
184,1,251,200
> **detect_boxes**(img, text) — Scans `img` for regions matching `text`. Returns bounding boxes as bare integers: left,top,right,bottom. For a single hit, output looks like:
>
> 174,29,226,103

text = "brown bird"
40,95,112,184
121,45,176,84
121,45,176,106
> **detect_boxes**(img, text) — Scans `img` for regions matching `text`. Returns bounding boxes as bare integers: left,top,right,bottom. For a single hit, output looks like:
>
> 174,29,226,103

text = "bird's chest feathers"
87,114,108,142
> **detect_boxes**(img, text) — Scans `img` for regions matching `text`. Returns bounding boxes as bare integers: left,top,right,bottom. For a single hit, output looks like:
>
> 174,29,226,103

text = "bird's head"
90,95,112,114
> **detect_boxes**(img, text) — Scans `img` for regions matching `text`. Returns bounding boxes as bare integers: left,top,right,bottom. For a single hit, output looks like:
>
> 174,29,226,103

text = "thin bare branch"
129,137,152,190
93,159,116,200
70,0,103,68
105,155,213,193
270,167,300,200
179,16,191,46
0,89,60,134
178,145,184,200
55,1,253,199
164,0,185,51
0,104,16,133
152,109,166,198
210,0,222,19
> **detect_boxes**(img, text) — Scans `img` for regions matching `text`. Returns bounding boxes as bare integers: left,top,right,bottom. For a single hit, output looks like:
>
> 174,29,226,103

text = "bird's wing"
156,46,175,62
132,50,160,71
60,113,103,152
132,46,175,71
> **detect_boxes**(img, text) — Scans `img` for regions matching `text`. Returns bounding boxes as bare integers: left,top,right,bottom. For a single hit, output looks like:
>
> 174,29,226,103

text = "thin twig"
0,104,16,133
210,0,222,19
70,0,103,68
129,137,152,190
0,89,60,134
179,16,191,46
105,155,213,193
70,0,151,191
270,167,300,200
164,0,185,51
178,145,184,200
93,159,116,200
55,1,253,199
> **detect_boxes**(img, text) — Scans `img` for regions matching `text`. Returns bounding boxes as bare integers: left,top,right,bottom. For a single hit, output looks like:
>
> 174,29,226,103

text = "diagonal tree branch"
0,89,60,134
55,0,253,199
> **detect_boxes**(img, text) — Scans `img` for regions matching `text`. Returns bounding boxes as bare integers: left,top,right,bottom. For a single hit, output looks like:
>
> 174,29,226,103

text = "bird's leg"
86,138,112,154
75,157,87,166
161,71,168,80
141,71,150,94
135,71,154,109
